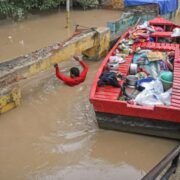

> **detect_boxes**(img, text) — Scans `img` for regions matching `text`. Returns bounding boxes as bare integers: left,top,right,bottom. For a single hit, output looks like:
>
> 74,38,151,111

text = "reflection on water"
0,10,179,180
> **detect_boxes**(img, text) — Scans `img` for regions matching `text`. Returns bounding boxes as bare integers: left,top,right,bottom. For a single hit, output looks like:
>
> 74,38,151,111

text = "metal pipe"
160,166,177,180
160,154,180,180
142,145,180,180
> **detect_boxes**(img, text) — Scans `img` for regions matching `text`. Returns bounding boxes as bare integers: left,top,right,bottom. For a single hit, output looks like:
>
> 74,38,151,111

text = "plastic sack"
109,56,124,64
159,88,172,106
135,79,164,106
136,77,155,91
135,88,163,106
138,21,149,29
141,79,163,92
171,28,180,37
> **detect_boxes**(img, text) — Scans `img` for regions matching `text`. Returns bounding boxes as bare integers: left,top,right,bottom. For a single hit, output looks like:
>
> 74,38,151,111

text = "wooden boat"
148,16,180,43
89,16,180,139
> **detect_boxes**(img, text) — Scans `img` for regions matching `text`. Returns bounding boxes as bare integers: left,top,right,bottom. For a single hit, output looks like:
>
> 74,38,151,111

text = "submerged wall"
0,27,110,114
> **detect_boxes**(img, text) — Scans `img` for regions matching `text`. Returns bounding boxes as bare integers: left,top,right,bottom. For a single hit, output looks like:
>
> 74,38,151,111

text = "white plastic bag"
135,89,163,106
140,79,163,93
171,28,180,37
135,79,164,106
159,88,172,106
139,21,149,29
109,56,124,64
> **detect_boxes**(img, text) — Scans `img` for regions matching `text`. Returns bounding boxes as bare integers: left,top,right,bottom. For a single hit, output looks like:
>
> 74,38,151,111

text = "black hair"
70,67,80,77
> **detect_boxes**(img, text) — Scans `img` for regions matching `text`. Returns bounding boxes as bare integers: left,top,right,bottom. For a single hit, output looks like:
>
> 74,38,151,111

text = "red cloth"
55,60,88,86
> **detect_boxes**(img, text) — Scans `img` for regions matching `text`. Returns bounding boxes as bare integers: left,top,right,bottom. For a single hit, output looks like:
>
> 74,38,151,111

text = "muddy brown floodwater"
0,9,120,61
0,9,179,180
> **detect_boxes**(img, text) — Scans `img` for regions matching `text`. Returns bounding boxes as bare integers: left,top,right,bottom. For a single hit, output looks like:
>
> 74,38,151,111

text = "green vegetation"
77,0,99,9
0,0,100,20
0,0,64,20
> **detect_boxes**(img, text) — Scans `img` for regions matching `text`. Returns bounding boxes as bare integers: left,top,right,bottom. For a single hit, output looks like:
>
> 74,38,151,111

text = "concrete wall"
0,27,110,114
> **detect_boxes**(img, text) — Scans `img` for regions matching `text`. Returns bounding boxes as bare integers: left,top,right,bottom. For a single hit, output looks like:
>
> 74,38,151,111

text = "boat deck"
91,42,180,123
90,16,180,139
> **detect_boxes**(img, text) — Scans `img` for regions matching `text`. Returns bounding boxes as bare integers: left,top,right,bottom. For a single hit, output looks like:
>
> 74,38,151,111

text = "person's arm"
79,60,88,77
54,64,74,82
73,56,88,78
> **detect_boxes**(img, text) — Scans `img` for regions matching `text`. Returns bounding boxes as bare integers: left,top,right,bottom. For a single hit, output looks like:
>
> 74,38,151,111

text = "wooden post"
65,0,70,29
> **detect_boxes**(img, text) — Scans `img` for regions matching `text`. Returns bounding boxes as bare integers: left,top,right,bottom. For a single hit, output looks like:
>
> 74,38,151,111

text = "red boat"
89,17,180,139
149,16,180,42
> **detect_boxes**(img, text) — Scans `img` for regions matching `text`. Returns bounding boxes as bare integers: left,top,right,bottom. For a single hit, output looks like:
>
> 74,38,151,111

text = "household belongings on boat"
172,28,180,37
98,24,174,106
90,16,180,139
98,38,174,106
129,20,180,43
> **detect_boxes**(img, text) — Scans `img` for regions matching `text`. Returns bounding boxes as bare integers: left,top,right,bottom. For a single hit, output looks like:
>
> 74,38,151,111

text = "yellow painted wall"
112,0,124,9
0,27,110,114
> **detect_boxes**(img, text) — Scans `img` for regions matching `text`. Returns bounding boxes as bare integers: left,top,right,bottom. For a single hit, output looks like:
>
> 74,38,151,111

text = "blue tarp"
124,0,178,15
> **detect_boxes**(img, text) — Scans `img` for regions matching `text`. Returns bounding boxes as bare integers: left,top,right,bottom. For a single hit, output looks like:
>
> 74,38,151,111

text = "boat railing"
142,145,180,180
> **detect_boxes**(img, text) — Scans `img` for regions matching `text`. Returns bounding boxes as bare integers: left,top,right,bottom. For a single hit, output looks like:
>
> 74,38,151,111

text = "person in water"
54,56,88,86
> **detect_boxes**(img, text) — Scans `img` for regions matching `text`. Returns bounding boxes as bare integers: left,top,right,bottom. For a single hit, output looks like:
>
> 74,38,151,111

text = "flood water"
0,9,179,180
0,9,121,61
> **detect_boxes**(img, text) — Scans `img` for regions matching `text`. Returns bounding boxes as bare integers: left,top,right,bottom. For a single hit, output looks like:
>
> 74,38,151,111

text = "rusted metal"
142,145,180,180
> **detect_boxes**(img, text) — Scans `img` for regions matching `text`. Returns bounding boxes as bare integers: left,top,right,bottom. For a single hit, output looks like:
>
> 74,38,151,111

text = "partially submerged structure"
0,27,110,114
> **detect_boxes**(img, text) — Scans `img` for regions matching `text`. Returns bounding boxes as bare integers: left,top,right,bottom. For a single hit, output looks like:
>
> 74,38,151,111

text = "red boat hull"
90,17,180,139
96,112,180,139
